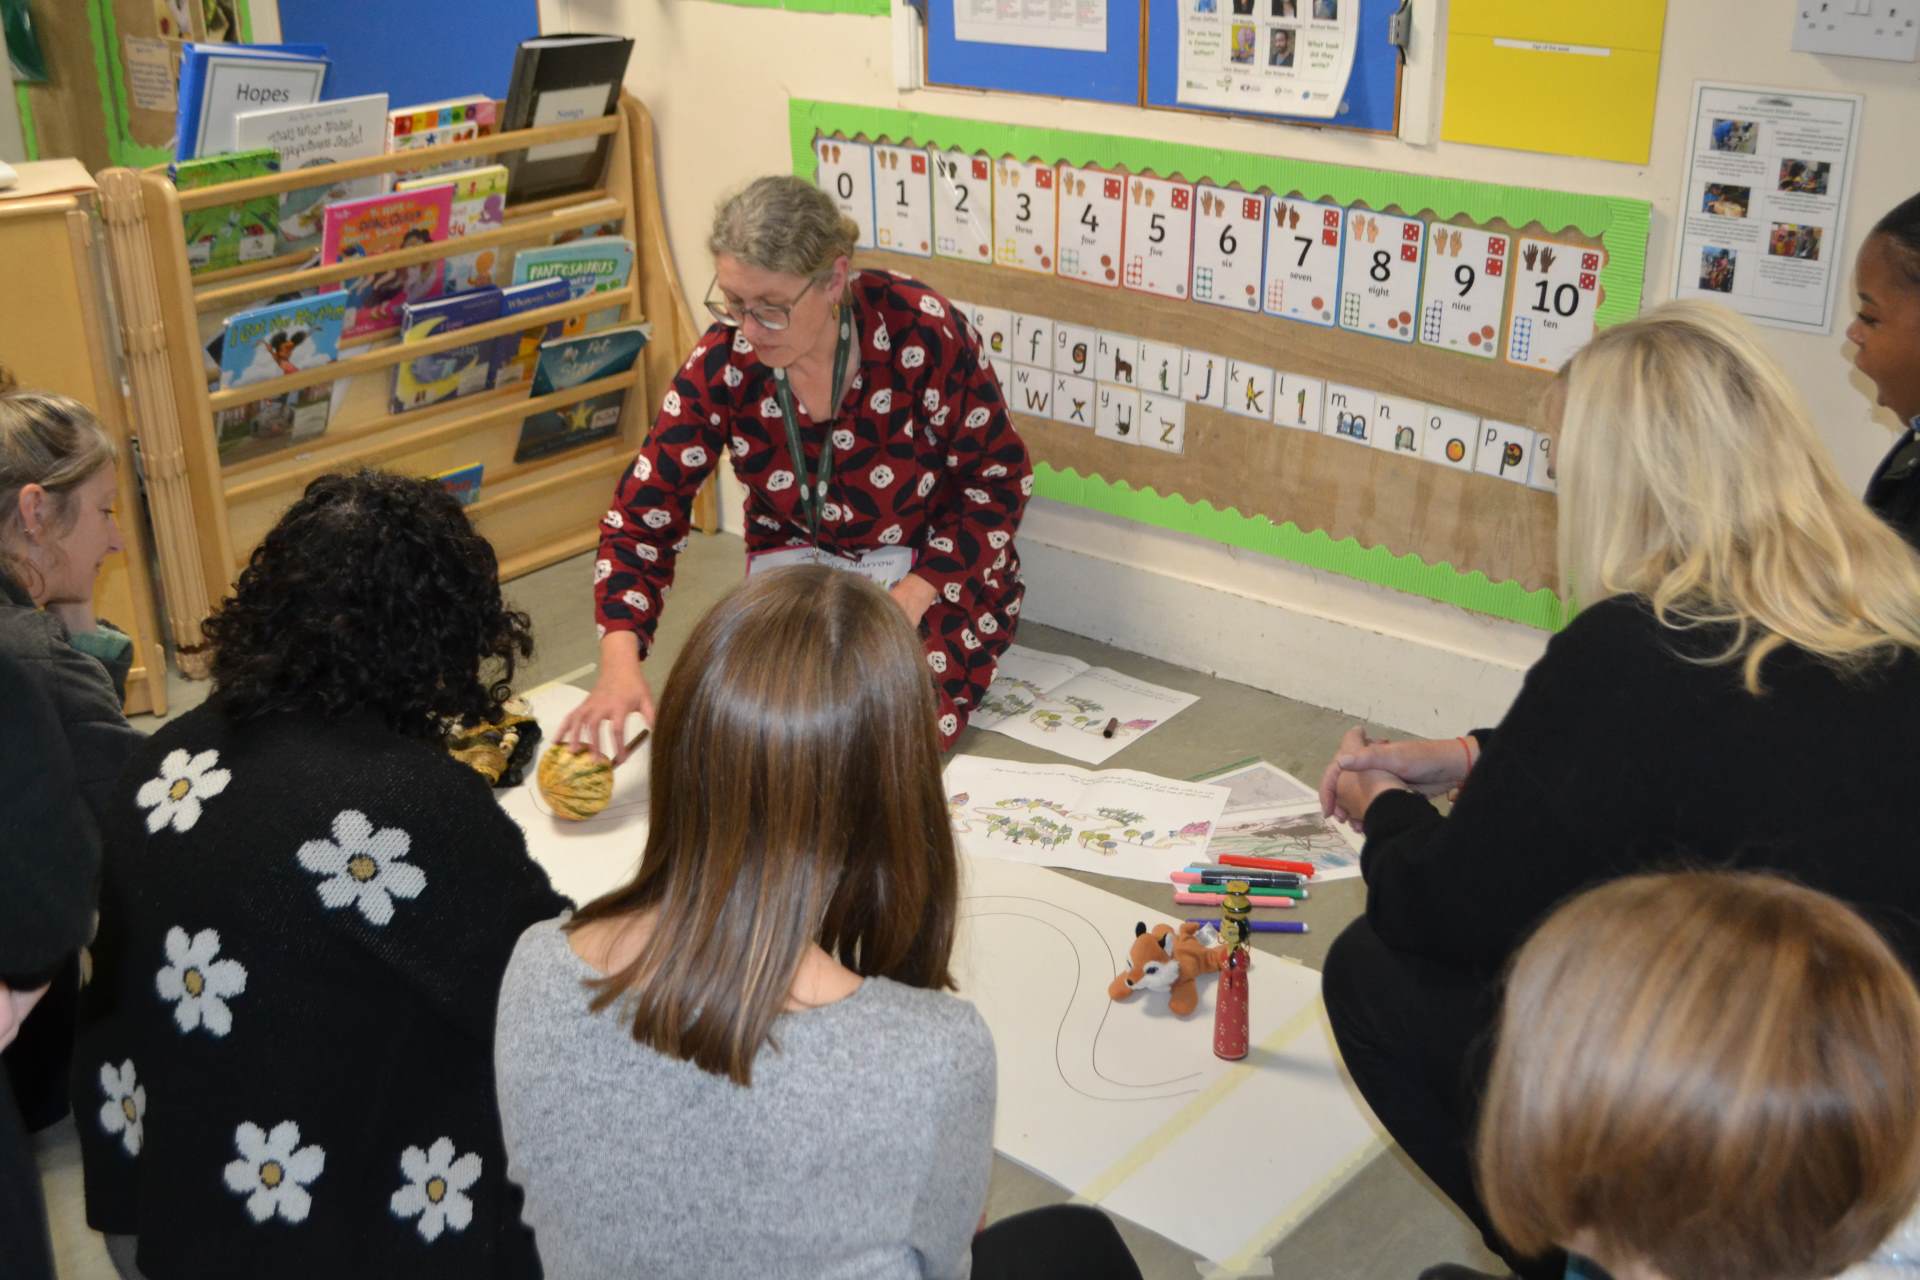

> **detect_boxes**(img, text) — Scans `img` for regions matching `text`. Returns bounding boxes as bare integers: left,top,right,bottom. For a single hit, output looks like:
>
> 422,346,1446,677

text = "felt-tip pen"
1102,717,1119,739
1217,853,1317,878
1174,891,1297,909
1172,869,1308,889
1186,917,1310,935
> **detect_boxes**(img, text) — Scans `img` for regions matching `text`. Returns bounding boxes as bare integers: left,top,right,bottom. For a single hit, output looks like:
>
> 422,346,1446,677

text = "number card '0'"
993,159,1057,275
1263,198,1343,327
1190,185,1266,313
814,137,876,251
1338,209,1425,343
1418,223,1509,359
872,145,932,257
1056,164,1127,288
1121,176,1195,300
931,150,992,263
1506,237,1603,373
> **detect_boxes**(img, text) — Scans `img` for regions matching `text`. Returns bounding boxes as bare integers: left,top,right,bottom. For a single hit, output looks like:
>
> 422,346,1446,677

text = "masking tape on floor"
1212,1126,1387,1274
1069,985,1325,1209
1195,1259,1277,1278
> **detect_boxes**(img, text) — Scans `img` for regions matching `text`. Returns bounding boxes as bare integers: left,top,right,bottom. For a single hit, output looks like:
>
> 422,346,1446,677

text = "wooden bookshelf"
95,95,708,663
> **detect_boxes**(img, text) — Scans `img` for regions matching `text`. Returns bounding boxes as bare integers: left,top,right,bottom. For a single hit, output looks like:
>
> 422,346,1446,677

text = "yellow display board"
1442,0,1669,165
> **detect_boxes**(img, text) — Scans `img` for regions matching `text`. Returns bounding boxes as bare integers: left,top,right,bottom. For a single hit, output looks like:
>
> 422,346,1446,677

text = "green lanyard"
769,315,854,547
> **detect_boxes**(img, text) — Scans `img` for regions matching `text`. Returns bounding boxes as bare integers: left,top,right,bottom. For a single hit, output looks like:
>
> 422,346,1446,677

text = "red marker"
1218,852,1316,878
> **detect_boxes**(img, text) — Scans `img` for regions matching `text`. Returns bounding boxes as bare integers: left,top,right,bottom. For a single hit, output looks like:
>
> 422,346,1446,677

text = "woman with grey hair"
562,174,1031,756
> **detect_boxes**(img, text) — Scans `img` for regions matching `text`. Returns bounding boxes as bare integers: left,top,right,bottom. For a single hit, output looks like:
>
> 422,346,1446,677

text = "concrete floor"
37,531,1505,1280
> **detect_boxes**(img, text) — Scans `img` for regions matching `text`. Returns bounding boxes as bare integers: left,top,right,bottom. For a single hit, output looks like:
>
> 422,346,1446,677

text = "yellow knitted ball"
536,744,614,821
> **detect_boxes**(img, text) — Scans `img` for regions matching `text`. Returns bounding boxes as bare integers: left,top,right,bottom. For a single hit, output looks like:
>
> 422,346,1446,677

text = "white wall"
535,0,1917,730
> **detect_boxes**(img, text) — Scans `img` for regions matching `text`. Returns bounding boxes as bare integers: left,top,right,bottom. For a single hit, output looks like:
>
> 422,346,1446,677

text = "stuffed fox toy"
1109,921,1233,1017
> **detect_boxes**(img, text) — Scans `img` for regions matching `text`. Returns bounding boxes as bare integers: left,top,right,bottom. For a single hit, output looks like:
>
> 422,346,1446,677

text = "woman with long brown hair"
496,564,1139,1278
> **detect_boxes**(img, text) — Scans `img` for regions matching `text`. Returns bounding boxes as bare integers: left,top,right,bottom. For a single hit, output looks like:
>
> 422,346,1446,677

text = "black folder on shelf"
500,33,637,205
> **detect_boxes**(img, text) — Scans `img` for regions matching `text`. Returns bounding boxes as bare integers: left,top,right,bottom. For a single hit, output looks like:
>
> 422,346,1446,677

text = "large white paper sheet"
1670,81,1863,335
945,754,1230,883
954,857,1383,1263
497,682,652,906
973,645,1199,765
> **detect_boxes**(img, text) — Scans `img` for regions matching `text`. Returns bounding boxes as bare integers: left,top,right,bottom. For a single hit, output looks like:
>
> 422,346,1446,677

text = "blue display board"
1144,0,1399,133
925,0,1144,106
276,0,540,107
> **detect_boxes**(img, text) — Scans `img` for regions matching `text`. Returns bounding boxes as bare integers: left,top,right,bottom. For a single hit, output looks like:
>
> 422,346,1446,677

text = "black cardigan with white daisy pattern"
72,700,569,1279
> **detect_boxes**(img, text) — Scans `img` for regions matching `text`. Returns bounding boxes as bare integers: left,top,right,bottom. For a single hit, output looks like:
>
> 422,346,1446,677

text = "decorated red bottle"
1214,948,1249,1060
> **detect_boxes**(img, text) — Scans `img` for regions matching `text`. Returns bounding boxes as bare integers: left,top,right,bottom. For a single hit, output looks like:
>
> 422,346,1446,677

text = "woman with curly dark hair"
72,470,566,1280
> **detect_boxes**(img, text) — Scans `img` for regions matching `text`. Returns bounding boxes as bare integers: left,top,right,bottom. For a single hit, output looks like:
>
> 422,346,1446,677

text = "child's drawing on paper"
944,756,1229,882
971,646,1197,764
1204,803,1363,878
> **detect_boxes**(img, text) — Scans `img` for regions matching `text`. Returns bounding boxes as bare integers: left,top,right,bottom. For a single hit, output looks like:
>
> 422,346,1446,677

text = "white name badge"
747,545,917,590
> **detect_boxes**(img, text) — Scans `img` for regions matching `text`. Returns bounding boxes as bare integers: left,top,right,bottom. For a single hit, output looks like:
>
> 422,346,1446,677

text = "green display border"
92,0,259,169
791,99,1651,630
706,0,890,12
15,83,38,161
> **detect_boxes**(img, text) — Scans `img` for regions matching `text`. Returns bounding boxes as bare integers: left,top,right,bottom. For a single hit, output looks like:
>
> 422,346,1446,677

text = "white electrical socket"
1794,0,1920,60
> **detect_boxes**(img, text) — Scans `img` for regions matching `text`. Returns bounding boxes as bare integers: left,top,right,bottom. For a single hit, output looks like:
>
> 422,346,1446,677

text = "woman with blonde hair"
498,565,1139,1278
1478,871,1920,1280
1312,301,1920,1280
561,174,1030,759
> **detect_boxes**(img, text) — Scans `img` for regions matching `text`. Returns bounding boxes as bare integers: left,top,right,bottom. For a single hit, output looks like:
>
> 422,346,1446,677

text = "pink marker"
1173,891,1297,909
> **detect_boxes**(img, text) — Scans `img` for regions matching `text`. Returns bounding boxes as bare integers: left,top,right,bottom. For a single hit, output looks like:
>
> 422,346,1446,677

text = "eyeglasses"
704,275,821,332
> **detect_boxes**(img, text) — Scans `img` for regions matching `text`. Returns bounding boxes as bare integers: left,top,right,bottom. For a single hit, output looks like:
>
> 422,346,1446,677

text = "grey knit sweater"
494,919,996,1279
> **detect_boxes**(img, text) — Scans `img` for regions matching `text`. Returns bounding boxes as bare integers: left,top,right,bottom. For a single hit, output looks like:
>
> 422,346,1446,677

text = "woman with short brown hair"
1478,871,1920,1280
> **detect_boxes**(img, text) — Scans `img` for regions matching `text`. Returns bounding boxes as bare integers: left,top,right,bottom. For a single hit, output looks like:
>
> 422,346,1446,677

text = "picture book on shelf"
393,287,502,413
175,41,330,162
434,463,485,507
174,148,281,274
493,278,571,389
232,93,389,253
320,186,454,340
386,96,498,183
214,290,346,462
510,236,633,336
397,165,508,293
500,34,634,203
514,325,647,463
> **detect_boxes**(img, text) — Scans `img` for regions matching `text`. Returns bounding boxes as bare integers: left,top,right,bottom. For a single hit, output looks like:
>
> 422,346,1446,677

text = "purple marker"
1185,917,1310,935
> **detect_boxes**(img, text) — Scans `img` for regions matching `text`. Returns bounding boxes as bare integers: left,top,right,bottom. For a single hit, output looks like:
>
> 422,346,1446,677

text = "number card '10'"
1506,237,1603,372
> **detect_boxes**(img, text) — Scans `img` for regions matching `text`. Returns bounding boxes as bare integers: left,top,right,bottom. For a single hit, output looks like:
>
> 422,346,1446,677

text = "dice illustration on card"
871,145,931,257
931,150,992,262
993,159,1056,274
1506,239,1603,372
1263,199,1343,327
1190,185,1266,312
1337,209,1425,343
1418,224,1508,358
1057,165,1127,288
814,137,876,250
1121,176,1196,300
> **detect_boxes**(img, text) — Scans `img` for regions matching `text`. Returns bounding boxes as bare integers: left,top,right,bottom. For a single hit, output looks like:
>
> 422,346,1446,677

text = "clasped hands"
1318,726,1479,832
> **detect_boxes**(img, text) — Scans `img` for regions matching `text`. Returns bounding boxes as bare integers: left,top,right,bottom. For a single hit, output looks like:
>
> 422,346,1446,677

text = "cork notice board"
791,101,1653,631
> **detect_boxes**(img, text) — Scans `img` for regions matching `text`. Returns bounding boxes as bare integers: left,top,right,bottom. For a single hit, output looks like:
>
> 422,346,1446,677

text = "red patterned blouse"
594,269,1031,745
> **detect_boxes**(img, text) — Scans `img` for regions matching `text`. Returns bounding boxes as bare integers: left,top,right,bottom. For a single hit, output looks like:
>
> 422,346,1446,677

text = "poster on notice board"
1670,81,1862,336
1175,0,1357,119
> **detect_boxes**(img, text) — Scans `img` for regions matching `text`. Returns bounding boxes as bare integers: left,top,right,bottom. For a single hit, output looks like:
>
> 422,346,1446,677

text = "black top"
1360,595,1920,976
73,700,569,1279
1866,429,1920,551
0,652,97,985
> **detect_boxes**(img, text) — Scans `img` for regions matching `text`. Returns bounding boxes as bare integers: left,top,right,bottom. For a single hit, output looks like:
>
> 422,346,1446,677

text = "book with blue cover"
176,42,330,162
214,290,347,461
513,325,647,462
434,463,485,507
491,278,570,389
393,287,503,413
509,236,633,336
